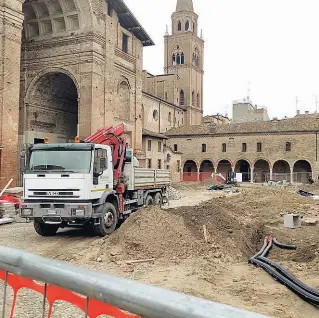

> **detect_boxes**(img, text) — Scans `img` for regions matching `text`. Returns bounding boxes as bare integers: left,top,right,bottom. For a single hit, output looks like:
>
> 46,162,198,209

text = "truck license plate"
46,209,57,215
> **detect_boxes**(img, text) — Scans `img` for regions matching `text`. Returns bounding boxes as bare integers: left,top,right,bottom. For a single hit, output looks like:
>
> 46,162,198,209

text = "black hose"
257,256,319,297
273,238,297,250
249,237,268,260
250,258,319,306
261,237,273,258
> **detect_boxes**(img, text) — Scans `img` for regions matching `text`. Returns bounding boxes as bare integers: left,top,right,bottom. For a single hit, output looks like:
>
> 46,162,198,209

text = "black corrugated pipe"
249,237,319,306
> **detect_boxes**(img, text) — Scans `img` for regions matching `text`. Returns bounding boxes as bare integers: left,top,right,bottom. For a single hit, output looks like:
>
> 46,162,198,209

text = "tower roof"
176,0,194,12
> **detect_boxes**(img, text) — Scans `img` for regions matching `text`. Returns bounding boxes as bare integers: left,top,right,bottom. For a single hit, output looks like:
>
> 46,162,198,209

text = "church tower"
164,0,204,126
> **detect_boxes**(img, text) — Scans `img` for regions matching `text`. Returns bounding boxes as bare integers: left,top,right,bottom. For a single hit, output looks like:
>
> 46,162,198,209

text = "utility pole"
295,96,299,114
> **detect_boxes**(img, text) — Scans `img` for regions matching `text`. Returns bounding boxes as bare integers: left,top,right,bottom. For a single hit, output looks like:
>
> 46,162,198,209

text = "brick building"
0,0,203,185
166,116,318,183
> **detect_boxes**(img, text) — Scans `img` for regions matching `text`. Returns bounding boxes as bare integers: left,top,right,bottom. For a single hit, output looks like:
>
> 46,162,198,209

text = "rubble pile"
0,201,15,219
167,186,183,200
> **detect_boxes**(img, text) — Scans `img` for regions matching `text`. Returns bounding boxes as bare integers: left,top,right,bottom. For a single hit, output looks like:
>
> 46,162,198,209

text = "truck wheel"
94,203,118,237
34,220,59,236
154,192,162,205
145,195,153,206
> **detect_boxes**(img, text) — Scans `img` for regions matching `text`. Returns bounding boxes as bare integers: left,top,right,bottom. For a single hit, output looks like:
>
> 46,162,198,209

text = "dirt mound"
168,200,265,258
110,195,264,261
110,206,209,259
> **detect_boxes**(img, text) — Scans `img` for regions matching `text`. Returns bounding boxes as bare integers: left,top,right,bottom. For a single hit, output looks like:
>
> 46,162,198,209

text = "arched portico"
199,160,214,181
293,160,312,183
182,160,198,182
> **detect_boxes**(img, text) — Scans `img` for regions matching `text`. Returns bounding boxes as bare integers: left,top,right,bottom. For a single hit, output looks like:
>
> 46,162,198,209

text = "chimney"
297,110,300,115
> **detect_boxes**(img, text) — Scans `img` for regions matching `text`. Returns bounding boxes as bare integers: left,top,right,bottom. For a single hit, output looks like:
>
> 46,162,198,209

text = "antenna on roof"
247,81,251,102
295,96,299,115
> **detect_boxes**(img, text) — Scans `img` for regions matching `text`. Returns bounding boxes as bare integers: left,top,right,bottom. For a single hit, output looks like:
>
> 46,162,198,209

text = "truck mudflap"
20,202,93,223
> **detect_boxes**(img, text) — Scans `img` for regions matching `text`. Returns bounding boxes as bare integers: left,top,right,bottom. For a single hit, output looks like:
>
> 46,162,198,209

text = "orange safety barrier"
0,270,139,318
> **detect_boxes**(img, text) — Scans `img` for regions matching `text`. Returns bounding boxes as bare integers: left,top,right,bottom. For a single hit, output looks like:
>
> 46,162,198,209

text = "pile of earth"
110,199,264,261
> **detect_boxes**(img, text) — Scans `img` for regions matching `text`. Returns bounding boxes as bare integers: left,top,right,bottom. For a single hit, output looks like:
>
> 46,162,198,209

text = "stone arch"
199,159,214,182
183,159,198,182
273,160,291,182
24,71,79,144
117,78,131,121
254,159,271,183
293,160,312,183
234,159,251,182
25,67,80,102
217,159,232,178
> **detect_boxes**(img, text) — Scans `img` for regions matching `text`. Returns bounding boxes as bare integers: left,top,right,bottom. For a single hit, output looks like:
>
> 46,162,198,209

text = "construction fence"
0,246,267,318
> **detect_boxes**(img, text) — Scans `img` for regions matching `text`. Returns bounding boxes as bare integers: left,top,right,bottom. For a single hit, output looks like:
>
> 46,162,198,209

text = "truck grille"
29,189,80,198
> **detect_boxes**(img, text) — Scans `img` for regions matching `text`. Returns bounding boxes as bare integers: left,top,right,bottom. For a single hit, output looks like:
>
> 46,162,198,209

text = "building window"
158,159,162,169
197,93,200,107
286,142,291,152
192,91,195,106
180,90,185,106
122,33,128,53
202,144,207,153
153,110,159,121
166,165,170,170
185,20,190,31
147,159,152,168
174,144,178,152
177,160,181,172
147,140,152,151
257,142,262,152
158,141,162,152
177,21,181,31
242,143,247,152
222,143,226,152
168,112,172,124
192,47,199,66
165,92,168,100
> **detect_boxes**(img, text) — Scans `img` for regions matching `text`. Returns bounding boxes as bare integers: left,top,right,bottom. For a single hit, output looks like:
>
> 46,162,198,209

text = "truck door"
93,148,113,191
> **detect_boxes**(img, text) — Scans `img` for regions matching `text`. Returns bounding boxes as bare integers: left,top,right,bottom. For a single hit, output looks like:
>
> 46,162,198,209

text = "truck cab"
20,136,171,237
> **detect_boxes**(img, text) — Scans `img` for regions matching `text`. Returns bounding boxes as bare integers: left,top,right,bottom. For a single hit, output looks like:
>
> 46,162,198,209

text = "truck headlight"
21,208,33,216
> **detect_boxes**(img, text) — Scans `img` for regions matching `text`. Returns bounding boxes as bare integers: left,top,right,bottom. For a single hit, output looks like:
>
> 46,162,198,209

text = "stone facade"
166,117,319,183
1,0,202,186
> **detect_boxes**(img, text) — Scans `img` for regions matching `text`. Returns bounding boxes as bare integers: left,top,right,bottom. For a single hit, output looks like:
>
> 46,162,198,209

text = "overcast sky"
126,0,319,119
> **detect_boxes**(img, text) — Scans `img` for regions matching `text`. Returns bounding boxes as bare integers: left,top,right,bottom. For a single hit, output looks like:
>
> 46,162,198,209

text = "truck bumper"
20,202,93,224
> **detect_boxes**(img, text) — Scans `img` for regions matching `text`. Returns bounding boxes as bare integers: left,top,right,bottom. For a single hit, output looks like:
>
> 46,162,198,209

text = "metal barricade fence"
0,246,268,318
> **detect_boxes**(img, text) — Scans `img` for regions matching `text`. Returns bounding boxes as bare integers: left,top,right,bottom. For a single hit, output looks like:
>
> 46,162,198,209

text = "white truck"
19,124,171,236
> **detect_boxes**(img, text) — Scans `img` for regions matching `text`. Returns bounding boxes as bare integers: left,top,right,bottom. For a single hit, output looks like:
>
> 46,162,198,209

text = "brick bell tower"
164,0,204,126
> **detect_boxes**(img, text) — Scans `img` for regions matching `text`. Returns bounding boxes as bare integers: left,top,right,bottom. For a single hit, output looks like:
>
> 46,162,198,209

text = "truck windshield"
27,150,92,174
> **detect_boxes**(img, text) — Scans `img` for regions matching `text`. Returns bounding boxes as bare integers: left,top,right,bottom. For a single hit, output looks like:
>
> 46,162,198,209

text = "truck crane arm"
84,123,127,188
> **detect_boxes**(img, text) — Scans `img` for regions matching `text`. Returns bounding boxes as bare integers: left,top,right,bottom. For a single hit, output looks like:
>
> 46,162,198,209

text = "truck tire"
34,220,59,236
94,203,118,237
154,192,162,205
145,195,153,206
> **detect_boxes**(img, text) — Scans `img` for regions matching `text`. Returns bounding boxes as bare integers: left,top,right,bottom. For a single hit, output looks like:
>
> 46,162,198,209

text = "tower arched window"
172,53,176,65
168,112,172,124
192,91,195,106
177,21,181,31
192,47,199,67
172,47,184,65
180,90,185,106
197,93,200,108
185,20,190,31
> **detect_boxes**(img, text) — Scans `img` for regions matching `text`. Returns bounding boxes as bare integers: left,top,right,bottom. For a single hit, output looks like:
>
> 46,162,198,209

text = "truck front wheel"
34,220,59,236
94,203,118,237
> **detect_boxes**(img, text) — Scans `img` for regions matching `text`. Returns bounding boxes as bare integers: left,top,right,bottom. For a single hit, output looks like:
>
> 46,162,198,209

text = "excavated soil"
2,185,319,318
